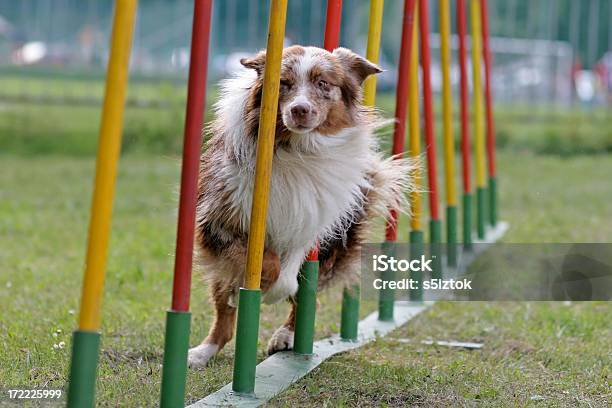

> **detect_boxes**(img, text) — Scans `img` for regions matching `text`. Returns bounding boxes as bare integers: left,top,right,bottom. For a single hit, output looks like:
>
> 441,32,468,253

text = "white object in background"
575,70,596,102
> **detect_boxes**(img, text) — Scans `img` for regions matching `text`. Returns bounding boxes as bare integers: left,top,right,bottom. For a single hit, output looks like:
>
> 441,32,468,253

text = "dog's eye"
280,80,292,91
317,79,329,89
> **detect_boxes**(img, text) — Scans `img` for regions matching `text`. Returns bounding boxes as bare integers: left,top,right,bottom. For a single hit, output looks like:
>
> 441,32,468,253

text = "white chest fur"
244,130,372,252
225,128,375,303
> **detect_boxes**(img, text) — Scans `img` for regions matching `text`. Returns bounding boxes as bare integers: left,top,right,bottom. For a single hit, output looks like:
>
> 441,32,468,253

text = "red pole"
385,0,417,241
418,0,439,221
324,0,342,51
481,0,496,177
457,0,471,193
307,0,343,260
171,0,213,312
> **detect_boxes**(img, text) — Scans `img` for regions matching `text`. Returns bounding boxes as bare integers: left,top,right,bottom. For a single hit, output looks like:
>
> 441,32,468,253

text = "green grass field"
1,148,610,406
1,71,610,407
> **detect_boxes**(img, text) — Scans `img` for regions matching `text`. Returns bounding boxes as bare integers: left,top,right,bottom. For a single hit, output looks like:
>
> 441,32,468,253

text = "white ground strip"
189,221,509,408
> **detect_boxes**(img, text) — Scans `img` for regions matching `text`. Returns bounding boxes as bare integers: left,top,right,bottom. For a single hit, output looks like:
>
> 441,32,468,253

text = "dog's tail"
366,153,422,221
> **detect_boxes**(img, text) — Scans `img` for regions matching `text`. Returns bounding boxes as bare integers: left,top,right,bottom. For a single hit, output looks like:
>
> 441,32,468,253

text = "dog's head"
241,45,381,136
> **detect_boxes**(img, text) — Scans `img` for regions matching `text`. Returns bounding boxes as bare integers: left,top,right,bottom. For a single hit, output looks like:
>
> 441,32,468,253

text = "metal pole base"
477,186,487,239
67,330,101,408
446,205,458,267
409,230,424,302
160,310,191,408
294,261,319,354
340,285,360,341
489,176,497,227
463,193,473,251
232,288,261,395
378,241,395,322
429,219,443,279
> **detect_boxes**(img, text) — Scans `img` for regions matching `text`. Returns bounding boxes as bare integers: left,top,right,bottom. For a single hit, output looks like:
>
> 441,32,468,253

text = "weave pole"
362,0,384,107
408,6,424,302
380,0,417,321
293,249,319,355
418,0,442,278
323,0,342,51
340,0,383,340
470,0,487,240
232,0,288,394
457,0,473,249
480,0,497,227
293,0,343,355
439,0,457,267
159,1,212,406
67,1,137,407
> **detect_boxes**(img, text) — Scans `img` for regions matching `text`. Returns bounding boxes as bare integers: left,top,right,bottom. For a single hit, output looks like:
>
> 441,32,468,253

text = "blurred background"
0,0,610,156
1,3,610,404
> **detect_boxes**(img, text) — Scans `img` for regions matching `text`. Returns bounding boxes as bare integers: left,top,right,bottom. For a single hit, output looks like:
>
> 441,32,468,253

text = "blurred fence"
1,0,611,106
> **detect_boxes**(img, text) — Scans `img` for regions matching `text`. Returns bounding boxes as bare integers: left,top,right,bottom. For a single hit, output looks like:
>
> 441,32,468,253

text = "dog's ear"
332,47,383,84
240,50,266,76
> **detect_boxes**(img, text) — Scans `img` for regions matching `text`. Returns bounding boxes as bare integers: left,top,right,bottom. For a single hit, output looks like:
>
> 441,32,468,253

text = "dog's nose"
291,103,311,118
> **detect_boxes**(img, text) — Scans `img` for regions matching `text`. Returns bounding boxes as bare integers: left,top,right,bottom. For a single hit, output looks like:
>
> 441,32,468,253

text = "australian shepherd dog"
188,45,417,368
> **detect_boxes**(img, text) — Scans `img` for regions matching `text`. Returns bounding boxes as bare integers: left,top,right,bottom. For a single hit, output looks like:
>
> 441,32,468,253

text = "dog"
188,45,417,368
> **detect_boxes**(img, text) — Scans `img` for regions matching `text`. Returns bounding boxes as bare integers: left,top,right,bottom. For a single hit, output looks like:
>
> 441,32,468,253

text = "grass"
270,302,611,407
1,149,610,406
1,80,611,157
0,155,372,405
0,72,610,406
0,70,187,103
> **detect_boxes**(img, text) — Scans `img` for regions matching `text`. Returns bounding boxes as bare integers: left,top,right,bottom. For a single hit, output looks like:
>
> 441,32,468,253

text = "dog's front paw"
188,343,219,369
267,326,294,355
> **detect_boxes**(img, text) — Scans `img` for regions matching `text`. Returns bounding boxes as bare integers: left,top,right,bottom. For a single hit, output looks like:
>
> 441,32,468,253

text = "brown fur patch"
315,99,353,135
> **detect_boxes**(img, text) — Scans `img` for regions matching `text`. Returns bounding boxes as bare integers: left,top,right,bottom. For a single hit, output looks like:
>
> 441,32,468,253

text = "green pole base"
340,285,360,341
67,330,101,408
378,241,395,322
160,310,191,408
477,186,487,240
489,176,497,227
294,260,319,355
409,230,424,302
446,205,458,268
463,193,473,251
232,288,261,395
429,219,443,279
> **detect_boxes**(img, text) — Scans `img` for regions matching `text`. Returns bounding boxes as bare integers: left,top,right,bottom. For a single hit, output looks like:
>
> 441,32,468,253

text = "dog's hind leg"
188,280,236,369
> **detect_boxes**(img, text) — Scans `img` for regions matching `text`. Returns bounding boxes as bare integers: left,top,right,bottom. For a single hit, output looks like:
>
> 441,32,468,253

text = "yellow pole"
470,0,486,189
233,0,288,393
440,0,456,206
342,0,384,338
440,0,459,267
243,0,288,290
363,0,384,106
470,0,487,239
78,0,137,331
408,7,421,231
